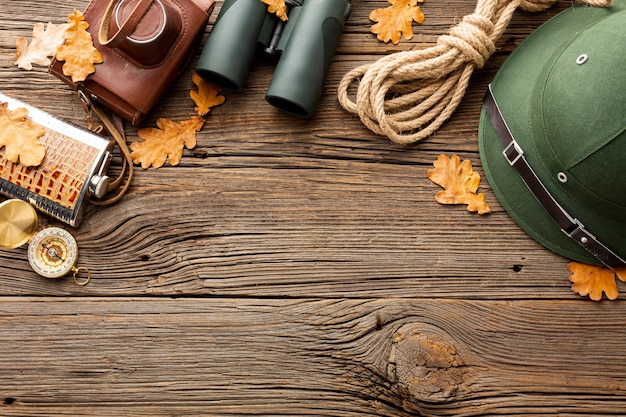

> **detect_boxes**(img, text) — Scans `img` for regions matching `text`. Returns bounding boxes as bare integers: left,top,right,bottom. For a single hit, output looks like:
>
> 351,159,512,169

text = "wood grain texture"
1,0,624,415
2,298,626,416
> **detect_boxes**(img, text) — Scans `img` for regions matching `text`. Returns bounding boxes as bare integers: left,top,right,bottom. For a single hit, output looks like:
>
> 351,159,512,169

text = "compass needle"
30,229,78,278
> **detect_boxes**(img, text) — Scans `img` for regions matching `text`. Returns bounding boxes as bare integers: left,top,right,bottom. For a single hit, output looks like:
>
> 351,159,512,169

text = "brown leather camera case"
50,0,215,125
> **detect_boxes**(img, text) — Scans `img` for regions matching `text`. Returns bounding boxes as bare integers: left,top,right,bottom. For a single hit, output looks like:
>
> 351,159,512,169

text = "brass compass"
0,199,90,285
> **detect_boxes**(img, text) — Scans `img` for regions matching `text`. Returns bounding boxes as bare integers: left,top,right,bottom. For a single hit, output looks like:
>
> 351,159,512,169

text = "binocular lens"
265,96,309,118
195,69,241,93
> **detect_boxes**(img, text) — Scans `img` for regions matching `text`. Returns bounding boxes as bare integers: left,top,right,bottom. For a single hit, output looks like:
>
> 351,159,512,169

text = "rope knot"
437,13,495,69
337,0,612,145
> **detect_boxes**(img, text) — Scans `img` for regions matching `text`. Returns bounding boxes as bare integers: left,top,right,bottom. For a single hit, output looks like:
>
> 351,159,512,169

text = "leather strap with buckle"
483,84,626,269
99,0,153,48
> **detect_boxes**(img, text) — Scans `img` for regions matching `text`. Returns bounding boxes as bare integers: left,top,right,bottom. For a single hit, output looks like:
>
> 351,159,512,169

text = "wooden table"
2,0,625,415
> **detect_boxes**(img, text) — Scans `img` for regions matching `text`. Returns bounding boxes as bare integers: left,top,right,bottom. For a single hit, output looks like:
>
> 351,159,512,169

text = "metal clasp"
78,89,92,113
502,140,524,166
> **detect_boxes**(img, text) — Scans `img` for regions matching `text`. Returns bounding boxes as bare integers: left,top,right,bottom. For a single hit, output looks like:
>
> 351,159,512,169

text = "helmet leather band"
483,84,626,269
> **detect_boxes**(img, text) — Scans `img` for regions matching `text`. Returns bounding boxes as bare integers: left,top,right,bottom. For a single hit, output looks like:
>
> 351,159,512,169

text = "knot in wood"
387,325,468,405
438,14,495,68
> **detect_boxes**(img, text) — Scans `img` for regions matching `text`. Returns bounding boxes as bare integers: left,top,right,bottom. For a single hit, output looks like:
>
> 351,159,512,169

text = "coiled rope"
337,0,612,145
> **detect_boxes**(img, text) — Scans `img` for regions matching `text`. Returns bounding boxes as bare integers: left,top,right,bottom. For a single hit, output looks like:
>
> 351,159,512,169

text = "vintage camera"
50,0,216,125
196,0,351,118
0,92,114,227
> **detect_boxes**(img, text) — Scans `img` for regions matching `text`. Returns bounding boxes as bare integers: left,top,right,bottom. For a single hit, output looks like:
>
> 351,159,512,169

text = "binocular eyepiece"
195,0,351,118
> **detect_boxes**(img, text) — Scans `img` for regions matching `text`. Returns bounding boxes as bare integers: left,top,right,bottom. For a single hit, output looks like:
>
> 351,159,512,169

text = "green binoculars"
196,0,351,118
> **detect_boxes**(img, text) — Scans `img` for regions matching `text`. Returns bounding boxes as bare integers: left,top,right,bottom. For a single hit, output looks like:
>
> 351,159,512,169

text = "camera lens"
112,0,183,66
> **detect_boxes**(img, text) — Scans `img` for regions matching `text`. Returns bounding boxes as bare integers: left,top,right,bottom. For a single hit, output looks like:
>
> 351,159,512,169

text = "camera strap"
85,99,134,206
98,0,154,48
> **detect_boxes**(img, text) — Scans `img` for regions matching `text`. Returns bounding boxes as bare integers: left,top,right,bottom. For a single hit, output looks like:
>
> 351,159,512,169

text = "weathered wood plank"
2,0,626,415
1,297,626,416
0,152,574,298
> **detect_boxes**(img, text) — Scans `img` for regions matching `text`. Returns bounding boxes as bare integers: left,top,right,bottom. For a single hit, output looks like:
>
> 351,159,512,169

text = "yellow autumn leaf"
190,72,225,117
130,116,205,169
55,9,103,82
427,154,491,215
0,102,46,167
15,22,70,70
260,0,288,21
567,262,626,301
370,0,425,44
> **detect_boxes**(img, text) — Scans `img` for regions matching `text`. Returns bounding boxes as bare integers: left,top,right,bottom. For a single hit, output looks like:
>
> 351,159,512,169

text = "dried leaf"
55,9,103,82
427,154,491,215
260,0,288,21
370,0,425,44
567,262,626,301
190,72,225,117
0,102,46,167
130,116,205,169
15,22,70,70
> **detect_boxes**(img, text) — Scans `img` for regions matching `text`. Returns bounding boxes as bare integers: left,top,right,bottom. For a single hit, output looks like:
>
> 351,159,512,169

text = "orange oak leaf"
260,0,288,21
568,262,626,301
55,9,103,82
190,72,226,117
427,154,491,215
15,22,70,70
0,102,46,167
370,0,425,44
130,116,205,169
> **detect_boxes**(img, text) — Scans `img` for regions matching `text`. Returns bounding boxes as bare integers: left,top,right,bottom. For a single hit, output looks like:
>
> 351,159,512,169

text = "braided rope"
337,0,612,145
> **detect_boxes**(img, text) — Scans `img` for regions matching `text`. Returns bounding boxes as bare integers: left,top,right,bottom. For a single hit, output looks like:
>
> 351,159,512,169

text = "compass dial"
28,227,78,278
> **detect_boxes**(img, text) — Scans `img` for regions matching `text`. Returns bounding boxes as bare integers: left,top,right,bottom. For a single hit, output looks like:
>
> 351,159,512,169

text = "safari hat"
478,0,626,267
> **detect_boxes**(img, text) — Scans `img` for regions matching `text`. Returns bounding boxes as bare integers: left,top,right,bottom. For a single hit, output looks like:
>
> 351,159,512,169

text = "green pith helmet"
478,0,626,267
